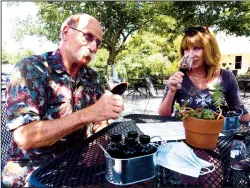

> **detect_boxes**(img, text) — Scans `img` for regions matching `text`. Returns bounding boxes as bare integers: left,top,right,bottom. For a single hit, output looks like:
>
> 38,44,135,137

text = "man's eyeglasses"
69,26,102,48
184,26,209,36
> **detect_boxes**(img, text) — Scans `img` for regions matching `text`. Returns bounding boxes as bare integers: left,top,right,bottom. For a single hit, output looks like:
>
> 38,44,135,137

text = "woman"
158,26,249,122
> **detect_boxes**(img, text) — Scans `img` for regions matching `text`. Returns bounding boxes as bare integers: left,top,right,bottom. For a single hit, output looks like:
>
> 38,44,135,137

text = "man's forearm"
13,92,124,150
13,107,92,150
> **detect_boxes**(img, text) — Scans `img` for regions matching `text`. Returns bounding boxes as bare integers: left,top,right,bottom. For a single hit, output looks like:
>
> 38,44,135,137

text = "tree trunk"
107,48,117,65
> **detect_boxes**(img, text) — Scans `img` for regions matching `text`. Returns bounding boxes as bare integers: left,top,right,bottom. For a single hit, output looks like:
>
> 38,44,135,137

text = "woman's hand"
167,71,185,93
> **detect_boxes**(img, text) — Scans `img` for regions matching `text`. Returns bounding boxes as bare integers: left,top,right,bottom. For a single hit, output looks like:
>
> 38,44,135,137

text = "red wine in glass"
176,55,192,88
179,54,192,73
110,82,128,95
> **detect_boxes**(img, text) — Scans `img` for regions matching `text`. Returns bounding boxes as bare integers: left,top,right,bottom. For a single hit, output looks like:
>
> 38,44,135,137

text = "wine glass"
107,64,128,96
177,54,192,88
106,64,128,123
179,54,192,73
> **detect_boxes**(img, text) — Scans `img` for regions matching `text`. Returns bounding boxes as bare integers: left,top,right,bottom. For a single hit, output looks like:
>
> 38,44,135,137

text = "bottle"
127,131,140,148
107,134,123,158
230,133,246,170
139,135,154,156
127,131,138,139
123,137,137,158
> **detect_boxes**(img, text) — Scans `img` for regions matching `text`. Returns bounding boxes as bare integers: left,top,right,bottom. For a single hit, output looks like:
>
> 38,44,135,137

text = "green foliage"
2,48,33,64
167,2,250,36
237,73,250,79
116,31,178,80
12,1,250,68
89,49,109,83
175,105,216,121
211,83,224,111
2,49,9,64
202,109,215,120
34,2,160,65
175,83,223,120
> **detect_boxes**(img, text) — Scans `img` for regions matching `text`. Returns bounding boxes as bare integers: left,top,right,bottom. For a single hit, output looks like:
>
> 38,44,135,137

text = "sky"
2,2,250,55
2,2,57,54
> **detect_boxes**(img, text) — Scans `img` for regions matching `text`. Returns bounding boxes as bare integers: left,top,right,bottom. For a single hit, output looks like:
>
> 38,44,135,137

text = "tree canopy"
10,1,250,67
8,1,250,68
31,2,160,65
2,48,33,64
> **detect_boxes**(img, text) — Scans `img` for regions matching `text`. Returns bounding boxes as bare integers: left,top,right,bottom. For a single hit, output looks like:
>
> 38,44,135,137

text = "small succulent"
175,83,223,120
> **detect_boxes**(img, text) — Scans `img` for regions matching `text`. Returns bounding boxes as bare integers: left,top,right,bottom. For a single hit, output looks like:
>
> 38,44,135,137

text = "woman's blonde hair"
179,27,221,80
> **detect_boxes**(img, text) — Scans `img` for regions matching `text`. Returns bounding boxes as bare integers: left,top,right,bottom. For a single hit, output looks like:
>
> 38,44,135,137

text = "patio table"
29,114,250,187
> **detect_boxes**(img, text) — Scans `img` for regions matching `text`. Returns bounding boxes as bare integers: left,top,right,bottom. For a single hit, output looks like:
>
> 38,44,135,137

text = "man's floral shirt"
2,49,105,187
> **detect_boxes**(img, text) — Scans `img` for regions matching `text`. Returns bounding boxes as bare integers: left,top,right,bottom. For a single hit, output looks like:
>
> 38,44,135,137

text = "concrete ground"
121,89,250,117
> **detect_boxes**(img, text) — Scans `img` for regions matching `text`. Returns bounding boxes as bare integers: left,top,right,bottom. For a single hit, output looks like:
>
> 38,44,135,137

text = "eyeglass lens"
70,26,101,48
84,33,101,48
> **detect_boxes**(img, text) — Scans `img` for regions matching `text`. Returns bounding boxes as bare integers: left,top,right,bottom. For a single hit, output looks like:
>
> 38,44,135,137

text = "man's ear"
61,25,70,41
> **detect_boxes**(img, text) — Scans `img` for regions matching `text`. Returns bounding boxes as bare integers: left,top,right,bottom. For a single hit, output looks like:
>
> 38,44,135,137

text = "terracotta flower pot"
183,116,224,149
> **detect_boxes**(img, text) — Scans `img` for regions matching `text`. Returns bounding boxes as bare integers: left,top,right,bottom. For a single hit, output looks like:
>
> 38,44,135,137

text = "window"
235,56,242,62
235,56,242,69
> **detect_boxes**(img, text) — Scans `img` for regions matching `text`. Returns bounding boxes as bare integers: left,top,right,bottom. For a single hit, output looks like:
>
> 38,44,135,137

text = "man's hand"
87,91,124,123
92,120,109,133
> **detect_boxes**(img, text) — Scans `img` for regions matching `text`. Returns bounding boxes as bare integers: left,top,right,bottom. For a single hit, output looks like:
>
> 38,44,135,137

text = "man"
2,13,124,187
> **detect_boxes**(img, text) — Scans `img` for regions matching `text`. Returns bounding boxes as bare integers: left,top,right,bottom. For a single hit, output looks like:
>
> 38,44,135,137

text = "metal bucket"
105,148,158,185
101,136,161,185
222,108,243,131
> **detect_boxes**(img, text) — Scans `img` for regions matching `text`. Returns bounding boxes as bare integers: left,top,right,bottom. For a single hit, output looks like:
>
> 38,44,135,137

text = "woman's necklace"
189,74,206,80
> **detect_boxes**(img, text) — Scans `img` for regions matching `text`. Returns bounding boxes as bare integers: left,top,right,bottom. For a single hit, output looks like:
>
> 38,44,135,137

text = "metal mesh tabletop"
29,114,250,187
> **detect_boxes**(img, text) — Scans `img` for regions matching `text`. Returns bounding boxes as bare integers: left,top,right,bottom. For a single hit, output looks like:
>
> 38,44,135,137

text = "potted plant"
174,84,224,149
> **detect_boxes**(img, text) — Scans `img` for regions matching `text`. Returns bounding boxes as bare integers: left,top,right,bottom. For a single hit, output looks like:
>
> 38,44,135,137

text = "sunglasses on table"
184,26,209,36
69,26,102,48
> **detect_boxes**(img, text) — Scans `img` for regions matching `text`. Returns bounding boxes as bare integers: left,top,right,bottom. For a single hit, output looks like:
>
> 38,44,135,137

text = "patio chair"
232,70,238,77
1,102,13,171
126,78,147,100
145,77,164,98
237,79,250,98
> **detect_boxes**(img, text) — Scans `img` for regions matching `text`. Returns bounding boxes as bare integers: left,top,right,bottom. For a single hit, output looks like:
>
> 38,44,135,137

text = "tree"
154,1,250,36
89,48,109,83
116,31,179,80
2,49,9,64
2,48,33,64
28,2,161,66
12,1,250,67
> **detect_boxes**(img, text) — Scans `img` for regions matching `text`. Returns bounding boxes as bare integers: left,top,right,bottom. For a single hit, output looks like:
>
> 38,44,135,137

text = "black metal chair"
238,79,250,98
145,77,164,98
126,78,147,100
232,70,238,77
1,102,13,171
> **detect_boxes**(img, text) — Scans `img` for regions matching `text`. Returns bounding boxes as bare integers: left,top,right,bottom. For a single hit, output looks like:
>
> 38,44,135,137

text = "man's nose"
88,40,98,53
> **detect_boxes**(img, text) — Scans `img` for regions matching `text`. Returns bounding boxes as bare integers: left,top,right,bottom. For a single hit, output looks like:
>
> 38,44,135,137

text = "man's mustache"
75,47,96,60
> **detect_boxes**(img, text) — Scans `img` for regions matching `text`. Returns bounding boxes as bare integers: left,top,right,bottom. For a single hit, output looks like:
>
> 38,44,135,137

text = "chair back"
145,77,164,98
232,70,238,77
1,102,13,171
145,77,157,96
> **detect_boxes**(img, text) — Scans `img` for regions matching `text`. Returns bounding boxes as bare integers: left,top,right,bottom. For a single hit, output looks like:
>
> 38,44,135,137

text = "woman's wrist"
168,89,176,96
